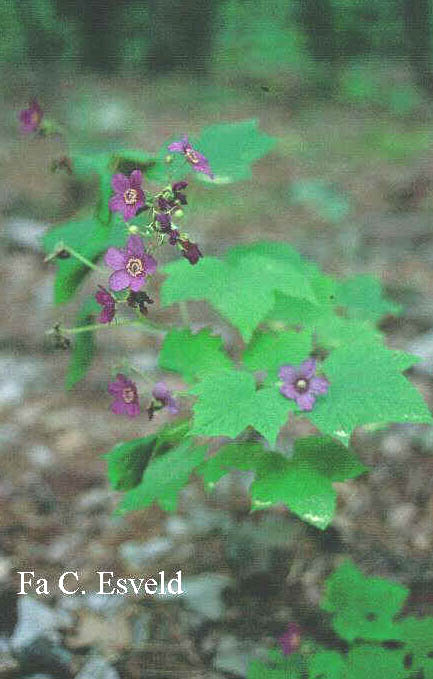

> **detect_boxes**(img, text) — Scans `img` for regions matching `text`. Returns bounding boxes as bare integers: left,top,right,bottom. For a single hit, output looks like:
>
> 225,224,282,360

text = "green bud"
173,209,184,220
128,225,139,234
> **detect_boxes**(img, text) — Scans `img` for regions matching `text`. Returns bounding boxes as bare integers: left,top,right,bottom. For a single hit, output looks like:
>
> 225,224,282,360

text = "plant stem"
47,318,164,337
59,243,105,273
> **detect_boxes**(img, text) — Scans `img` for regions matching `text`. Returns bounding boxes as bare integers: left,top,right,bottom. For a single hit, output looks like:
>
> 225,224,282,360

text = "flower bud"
165,154,173,164
128,225,139,234
173,209,184,220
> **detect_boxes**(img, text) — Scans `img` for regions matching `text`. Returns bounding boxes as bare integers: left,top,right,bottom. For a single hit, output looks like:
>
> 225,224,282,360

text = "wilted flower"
108,374,140,418
127,290,154,315
108,170,146,221
19,99,43,134
278,623,301,656
95,285,116,324
155,212,172,233
168,136,214,178
152,382,179,414
279,358,329,411
180,238,202,265
172,180,188,204
105,235,157,292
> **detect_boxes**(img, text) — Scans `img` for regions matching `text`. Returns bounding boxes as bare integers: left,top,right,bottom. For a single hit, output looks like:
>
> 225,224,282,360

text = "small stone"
387,503,416,530
213,636,260,678
182,574,233,621
75,656,119,679
11,598,72,651
131,610,152,649
119,538,173,569
17,637,73,677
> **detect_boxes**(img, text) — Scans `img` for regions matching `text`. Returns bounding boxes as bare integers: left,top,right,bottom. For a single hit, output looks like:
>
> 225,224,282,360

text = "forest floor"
1,73,433,678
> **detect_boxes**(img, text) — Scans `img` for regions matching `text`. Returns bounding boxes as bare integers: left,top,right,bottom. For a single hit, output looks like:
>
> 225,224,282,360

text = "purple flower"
168,136,214,178
278,623,301,656
180,238,202,265
152,382,179,414
172,180,188,205
108,374,140,418
104,235,157,293
279,358,329,411
95,285,116,324
108,170,146,221
19,99,43,134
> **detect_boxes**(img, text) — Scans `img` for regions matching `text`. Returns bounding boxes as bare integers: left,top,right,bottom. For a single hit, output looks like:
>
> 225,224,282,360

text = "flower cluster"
108,376,179,420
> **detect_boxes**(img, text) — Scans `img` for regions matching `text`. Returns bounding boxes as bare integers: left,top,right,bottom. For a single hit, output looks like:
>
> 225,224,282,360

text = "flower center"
295,378,309,393
185,147,200,164
31,111,40,125
126,257,144,277
122,387,135,403
123,188,138,205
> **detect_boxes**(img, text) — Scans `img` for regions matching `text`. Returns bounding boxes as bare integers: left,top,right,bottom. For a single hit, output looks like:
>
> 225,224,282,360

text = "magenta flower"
168,136,214,178
95,285,116,324
278,623,301,656
108,374,140,418
279,358,329,411
180,238,202,265
19,99,43,134
104,235,157,293
108,170,146,221
152,382,179,414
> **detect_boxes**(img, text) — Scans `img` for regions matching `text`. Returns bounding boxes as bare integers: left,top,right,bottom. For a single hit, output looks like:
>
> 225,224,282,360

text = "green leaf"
394,616,433,677
199,437,366,530
196,119,276,184
321,560,408,642
308,651,346,679
191,370,293,447
65,296,99,390
116,439,207,514
161,242,316,342
248,650,304,679
308,341,432,446
243,329,313,381
335,274,402,322
43,216,125,305
346,646,407,679
104,435,156,492
158,328,233,383
290,179,351,224
72,151,114,224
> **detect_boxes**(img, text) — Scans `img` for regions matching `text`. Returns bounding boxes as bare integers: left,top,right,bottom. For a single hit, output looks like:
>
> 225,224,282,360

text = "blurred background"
2,1,433,677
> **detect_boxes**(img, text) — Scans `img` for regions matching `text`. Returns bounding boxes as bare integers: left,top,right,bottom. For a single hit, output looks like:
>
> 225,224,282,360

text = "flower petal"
279,365,297,382
280,383,298,400
168,136,188,153
109,270,130,291
125,402,140,418
111,399,129,415
296,393,316,411
309,376,329,395
129,169,143,188
104,247,125,270
129,274,146,292
111,173,129,193
108,195,125,214
300,358,316,379
143,253,157,275
126,235,145,258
